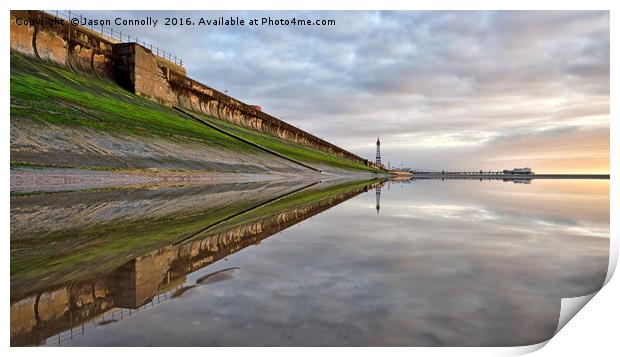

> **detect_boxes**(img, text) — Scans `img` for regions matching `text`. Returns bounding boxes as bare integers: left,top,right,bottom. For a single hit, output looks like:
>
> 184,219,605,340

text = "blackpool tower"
376,137,381,166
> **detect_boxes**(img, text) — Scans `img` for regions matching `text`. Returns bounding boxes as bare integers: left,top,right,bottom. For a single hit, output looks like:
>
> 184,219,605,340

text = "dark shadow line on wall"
173,106,322,173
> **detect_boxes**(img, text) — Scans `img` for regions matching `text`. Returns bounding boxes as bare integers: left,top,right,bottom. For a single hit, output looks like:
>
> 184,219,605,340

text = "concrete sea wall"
10,10,372,167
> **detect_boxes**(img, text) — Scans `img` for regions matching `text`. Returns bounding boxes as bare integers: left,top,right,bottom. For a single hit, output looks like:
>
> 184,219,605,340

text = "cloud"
79,10,610,172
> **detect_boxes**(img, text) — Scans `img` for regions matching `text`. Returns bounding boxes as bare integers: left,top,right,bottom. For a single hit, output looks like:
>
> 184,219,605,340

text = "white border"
2,1,617,356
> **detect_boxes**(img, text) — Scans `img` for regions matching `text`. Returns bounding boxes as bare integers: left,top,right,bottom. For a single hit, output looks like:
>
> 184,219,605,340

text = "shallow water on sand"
10,179,609,346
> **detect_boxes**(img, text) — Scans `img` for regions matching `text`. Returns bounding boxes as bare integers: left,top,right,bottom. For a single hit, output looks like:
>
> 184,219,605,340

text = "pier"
406,171,609,180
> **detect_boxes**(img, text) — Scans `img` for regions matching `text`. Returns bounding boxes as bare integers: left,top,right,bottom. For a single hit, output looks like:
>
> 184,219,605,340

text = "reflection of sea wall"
170,183,370,281
11,181,308,298
10,181,291,240
10,277,116,346
10,181,376,346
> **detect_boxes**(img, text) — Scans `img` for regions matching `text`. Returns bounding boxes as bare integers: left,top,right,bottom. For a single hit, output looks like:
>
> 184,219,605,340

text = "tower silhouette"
375,185,381,214
376,137,381,166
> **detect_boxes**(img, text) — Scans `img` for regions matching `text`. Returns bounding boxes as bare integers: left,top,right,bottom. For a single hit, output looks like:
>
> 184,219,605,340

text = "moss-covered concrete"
11,51,379,175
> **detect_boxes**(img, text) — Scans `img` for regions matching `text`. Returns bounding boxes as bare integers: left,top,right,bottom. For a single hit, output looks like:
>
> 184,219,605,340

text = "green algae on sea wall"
10,51,254,151
10,51,379,173
188,110,379,173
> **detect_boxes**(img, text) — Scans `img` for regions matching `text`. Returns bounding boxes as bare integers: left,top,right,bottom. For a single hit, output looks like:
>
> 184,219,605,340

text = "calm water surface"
11,179,609,346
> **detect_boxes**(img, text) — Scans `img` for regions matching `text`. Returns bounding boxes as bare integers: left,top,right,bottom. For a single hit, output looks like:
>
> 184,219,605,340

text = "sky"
82,10,610,173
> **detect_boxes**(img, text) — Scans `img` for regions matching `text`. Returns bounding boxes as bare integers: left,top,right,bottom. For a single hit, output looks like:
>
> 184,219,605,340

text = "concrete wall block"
34,29,68,65
132,44,176,106
10,16,35,57
10,297,37,336
37,287,69,322
68,43,93,73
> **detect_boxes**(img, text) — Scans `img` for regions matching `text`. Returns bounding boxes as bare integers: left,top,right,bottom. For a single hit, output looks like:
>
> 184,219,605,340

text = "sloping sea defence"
10,52,381,193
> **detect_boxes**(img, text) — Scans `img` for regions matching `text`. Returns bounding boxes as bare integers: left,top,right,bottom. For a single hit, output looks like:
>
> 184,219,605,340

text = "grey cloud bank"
81,10,609,172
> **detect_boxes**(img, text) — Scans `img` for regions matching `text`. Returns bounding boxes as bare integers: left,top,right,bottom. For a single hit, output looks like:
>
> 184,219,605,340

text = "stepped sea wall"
10,10,374,167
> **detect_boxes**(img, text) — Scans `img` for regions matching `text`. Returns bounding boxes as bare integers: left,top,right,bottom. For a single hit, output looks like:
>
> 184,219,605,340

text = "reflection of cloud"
391,203,496,220
360,200,609,239
57,181,609,347
536,222,609,239
78,10,609,172
351,179,610,240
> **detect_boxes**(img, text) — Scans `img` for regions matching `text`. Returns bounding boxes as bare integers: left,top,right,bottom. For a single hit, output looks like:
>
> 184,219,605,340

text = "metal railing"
44,286,184,346
44,10,183,67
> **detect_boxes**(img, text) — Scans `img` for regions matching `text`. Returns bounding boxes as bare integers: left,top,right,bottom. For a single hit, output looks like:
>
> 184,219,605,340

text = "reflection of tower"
376,137,381,166
375,185,381,214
